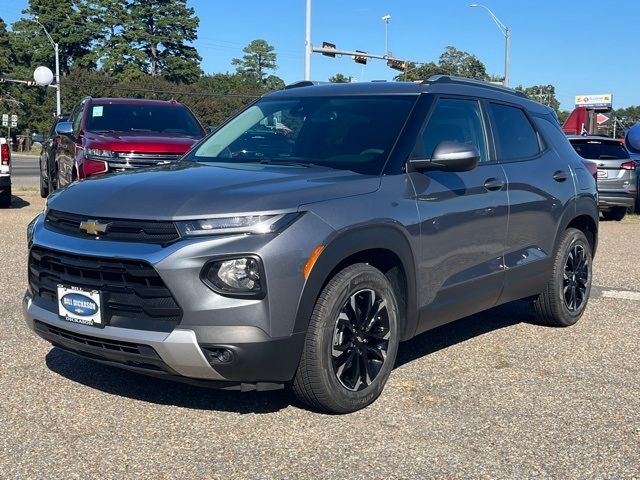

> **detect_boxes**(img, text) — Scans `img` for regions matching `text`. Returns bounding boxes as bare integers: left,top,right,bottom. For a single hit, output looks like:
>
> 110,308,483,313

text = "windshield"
86,103,204,136
570,139,630,160
189,95,416,174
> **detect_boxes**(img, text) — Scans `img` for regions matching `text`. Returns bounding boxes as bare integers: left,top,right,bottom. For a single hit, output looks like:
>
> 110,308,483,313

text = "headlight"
85,148,115,158
176,213,298,237
201,256,264,297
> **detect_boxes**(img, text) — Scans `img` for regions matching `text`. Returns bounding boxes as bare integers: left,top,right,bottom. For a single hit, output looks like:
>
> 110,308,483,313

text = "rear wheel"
292,264,400,413
602,207,626,221
0,186,11,208
533,228,592,327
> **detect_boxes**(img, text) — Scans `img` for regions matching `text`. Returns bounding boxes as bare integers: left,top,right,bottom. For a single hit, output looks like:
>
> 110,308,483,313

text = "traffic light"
322,42,336,58
353,50,368,65
387,59,407,72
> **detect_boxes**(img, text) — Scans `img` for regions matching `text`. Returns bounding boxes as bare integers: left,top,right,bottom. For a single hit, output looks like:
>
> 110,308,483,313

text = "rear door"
491,103,576,303
409,96,509,333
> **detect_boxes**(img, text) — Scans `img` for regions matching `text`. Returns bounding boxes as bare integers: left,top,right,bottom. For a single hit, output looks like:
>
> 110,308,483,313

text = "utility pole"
304,0,312,80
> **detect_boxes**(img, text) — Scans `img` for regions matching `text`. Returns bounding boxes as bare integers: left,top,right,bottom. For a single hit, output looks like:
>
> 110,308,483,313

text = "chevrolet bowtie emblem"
79,220,110,236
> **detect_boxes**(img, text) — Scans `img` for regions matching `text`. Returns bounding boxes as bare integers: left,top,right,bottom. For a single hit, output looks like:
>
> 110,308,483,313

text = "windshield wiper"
259,160,319,168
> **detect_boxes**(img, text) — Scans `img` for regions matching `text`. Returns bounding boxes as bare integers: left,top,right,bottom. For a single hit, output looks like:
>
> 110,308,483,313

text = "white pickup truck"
0,137,11,207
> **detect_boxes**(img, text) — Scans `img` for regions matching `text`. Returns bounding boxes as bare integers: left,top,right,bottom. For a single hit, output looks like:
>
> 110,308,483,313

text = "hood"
84,131,201,154
48,162,380,220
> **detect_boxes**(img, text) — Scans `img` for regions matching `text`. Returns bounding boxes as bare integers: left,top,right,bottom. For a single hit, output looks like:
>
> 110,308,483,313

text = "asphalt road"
1,192,638,479
9,154,39,188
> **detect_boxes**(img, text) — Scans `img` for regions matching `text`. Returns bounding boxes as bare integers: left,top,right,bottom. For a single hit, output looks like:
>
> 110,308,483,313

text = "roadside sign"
1,114,7,127
575,94,612,109
596,113,610,125
10,114,17,122
10,121,17,128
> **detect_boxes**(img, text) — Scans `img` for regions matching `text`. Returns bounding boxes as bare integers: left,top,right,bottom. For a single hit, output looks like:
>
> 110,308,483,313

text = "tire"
39,163,49,198
532,228,592,327
292,263,400,413
0,185,11,208
602,207,626,221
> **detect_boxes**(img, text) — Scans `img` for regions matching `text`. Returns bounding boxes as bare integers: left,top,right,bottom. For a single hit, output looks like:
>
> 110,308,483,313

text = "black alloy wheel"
331,289,390,392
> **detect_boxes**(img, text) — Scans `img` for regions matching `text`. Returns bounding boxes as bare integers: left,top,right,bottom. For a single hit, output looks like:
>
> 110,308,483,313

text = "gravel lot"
1,192,638,479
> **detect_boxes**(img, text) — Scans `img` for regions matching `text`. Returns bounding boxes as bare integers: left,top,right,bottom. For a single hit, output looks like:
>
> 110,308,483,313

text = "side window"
72,103,84,135
489,103,539,161
411,99,488,162
412,98,488,163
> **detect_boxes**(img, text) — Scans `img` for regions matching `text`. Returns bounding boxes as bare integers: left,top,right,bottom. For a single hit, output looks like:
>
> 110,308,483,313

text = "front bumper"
24,211,334,387
23,292,305,388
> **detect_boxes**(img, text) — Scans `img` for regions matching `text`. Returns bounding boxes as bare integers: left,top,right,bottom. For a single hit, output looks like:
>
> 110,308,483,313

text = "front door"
408,97,509,333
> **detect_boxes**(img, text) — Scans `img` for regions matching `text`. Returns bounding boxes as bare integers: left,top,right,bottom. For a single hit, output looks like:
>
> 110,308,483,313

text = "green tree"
328,73,350,83
11,0,99,74
438,46,487,80
517,84,560,113
0,19,17,75
97,0,202,83
232,39,277,84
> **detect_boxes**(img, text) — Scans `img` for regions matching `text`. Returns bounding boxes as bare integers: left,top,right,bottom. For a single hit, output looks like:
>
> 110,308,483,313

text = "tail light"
1,144,10,166
80,157,108,178
621,161,637,170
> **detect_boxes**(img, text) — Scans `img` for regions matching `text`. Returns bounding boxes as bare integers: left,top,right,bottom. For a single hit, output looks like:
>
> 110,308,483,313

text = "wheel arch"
293,224,418,341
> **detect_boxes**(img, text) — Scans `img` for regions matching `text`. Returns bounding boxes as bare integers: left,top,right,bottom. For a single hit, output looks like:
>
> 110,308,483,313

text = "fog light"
202,347,235,365
201,256,264,297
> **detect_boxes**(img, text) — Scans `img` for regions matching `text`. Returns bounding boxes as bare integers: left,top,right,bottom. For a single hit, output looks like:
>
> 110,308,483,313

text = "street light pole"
32,17,61,116
304,0,312,80
470,4,510,87
382,15,391,56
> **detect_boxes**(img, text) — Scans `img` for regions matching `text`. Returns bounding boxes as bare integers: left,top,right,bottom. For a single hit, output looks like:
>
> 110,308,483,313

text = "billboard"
574,94,612,109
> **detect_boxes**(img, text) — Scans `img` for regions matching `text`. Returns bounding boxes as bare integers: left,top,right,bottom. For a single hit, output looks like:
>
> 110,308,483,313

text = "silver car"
568,136,637,221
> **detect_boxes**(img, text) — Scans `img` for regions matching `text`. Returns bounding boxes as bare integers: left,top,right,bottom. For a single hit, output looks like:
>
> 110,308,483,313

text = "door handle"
484,178,505,191
553,170,569,182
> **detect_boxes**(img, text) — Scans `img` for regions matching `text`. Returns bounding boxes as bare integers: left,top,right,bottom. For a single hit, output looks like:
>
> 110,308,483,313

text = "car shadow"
8,195,30,209
45,300,540,413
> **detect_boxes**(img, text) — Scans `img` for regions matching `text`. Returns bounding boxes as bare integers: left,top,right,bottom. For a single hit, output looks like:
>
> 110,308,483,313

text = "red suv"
45,97,206,192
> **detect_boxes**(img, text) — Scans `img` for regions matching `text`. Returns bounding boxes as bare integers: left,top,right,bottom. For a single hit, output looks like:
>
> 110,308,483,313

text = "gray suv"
567,135,637,221
24,77,598,413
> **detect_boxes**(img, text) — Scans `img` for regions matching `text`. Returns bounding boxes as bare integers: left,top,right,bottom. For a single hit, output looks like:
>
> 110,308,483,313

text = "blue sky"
3,0,638,110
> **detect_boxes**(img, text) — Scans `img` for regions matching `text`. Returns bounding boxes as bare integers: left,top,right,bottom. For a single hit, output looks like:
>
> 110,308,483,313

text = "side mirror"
410,141,480,172
55,121,74,136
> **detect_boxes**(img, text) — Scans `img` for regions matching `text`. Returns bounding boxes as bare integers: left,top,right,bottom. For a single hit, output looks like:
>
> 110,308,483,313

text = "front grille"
29,246,182,330
45,209,180,244
108,152,183,171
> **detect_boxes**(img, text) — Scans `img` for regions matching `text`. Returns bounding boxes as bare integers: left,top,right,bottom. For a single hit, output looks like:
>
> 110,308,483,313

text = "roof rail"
423,75,527,98
284,80,328,90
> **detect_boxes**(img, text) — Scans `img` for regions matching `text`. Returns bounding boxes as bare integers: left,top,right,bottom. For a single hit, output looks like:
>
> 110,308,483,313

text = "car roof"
89,98,186,107
264,77,551,115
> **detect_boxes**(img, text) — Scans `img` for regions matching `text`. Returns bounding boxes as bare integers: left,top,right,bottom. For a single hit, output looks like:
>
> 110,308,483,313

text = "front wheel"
292,264,400,413
532,228,592,327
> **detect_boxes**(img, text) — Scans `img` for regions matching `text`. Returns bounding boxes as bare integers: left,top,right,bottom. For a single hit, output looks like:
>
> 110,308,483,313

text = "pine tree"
232,39,278,84
119,0,202,83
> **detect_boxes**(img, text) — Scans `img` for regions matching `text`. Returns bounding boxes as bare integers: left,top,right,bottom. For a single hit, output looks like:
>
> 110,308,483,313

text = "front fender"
292,224,418,341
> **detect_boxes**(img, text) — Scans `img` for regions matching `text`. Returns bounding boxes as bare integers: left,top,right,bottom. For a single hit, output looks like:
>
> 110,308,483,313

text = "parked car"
50,97,206,191
25,77,598,413
567,136,637,220
39,114,69,198
0,137,11,207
